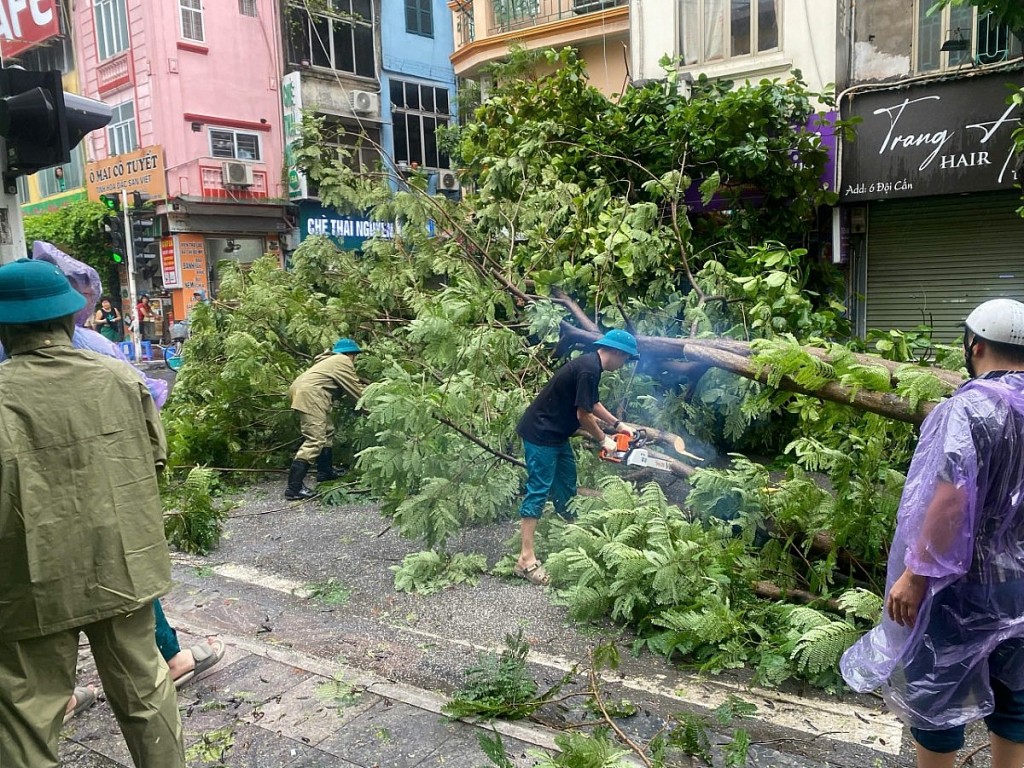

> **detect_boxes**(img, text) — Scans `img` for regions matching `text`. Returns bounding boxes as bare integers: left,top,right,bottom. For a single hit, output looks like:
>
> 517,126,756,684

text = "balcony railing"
489,0,626,35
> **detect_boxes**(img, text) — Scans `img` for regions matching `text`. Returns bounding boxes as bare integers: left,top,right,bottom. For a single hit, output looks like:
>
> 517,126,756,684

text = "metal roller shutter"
865,192,1024,342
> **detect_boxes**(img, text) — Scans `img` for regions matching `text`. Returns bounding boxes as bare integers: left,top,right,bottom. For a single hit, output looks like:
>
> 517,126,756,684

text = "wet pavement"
58,480,938,766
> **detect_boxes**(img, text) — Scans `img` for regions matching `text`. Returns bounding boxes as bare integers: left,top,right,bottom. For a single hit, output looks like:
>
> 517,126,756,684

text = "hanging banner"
281,71,308,200
841,72,1024,201
160,236,180,289
0,0,60,59
176,234,208,296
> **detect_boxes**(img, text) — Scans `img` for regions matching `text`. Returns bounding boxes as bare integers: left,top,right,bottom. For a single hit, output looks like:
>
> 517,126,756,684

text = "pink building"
74,0,288,326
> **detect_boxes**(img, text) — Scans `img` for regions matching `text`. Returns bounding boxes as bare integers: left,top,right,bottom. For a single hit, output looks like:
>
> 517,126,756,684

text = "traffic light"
101,194,125,264
0,68,112,182
100,194,119,214
132,214,156,258
129,191,157,258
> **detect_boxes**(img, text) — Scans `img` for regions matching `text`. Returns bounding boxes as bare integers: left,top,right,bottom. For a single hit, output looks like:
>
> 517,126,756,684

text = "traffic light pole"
0,138,27,264
121,189,141,363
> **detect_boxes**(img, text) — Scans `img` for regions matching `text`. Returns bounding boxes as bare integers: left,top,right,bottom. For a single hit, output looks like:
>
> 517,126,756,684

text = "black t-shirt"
517,352,602,446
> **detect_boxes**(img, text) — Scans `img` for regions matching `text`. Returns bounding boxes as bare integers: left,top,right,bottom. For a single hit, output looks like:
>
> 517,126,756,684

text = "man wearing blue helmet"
285,338,365,499
514,328,638,585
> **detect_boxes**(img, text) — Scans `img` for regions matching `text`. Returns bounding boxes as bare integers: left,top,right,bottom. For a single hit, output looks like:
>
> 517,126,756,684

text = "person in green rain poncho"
0,260,184,768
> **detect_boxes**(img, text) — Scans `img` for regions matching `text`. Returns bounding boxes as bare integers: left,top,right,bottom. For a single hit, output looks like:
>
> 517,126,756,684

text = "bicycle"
163,339,184,371
164,321,189,371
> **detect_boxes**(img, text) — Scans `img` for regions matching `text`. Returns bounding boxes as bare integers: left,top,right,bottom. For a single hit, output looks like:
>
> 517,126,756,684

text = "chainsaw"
599,429,675,473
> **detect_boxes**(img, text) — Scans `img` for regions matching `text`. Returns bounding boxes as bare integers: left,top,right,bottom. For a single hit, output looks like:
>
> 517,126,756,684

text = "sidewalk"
62,621,552,768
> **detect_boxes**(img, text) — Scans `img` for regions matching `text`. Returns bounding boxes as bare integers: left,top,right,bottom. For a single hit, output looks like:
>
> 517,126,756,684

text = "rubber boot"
316,447,344,482
284,460,315,500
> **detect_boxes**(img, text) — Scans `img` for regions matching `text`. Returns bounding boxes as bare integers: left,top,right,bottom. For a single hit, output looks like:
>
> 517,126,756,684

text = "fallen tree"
165,50,966,689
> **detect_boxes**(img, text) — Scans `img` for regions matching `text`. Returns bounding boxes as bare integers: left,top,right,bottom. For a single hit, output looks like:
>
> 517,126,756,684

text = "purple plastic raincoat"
0,242,168,408
841,372,1024,730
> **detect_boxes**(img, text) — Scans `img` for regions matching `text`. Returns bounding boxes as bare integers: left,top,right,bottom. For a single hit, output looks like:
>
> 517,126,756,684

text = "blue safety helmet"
332,338,362,355
593,329,638,358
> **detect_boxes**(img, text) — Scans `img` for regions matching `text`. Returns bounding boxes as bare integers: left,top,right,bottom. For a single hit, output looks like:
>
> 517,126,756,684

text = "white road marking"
173,554,903,756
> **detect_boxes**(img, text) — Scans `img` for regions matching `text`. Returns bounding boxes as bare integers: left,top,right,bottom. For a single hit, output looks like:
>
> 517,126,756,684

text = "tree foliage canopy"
166,50,963,686
24,200,120,298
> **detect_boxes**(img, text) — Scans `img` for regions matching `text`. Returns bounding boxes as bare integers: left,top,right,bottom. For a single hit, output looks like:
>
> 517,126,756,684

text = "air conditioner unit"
438,170,460,192
222,160,254,187
350,90,380,115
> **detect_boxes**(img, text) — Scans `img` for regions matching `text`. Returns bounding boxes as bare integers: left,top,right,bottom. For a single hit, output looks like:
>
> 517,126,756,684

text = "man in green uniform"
285,337,364,499
0,260,184,768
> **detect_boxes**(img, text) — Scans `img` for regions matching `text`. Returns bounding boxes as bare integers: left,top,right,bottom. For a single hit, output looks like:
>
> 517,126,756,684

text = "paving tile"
317,698,462,767
61,705,136,767
415,731,542,768
187,723,318,768
57,742,130,767
242,674,380,747
195,652,314,710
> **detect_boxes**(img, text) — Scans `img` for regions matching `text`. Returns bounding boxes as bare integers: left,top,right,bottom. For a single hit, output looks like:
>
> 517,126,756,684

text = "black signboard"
841,71,1024,201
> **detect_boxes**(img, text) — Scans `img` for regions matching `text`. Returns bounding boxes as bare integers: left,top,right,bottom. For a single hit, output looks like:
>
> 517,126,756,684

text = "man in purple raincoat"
842,299,1024,768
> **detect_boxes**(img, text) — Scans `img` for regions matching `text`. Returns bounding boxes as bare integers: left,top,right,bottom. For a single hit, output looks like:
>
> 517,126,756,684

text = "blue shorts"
519,440,577,520
911,676,1024,752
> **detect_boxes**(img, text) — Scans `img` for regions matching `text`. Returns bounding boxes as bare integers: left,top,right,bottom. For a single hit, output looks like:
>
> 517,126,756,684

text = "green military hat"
0,258,86,324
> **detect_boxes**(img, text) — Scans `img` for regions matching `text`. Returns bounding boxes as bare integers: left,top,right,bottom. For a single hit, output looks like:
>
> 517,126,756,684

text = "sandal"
63,686,97,724
173,638,226,689
513,561,550,586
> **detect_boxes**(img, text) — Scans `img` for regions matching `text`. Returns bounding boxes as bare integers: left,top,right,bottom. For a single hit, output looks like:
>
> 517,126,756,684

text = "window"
309,117,380,193
107,101,137,156
287,0,375,78
94,0,129,61
15,176,28,204
180,0,205,42
210,129,261,161
14,35,73,73
678,0,780,65
37,145,84,198
492,0,538,31
239,0,258,16
456,3,475,45
915,3,1023,72
391,80,451,170
406,0,433,37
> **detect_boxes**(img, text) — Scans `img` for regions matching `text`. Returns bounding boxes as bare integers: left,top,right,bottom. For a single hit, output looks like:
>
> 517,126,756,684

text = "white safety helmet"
965,299,1024,346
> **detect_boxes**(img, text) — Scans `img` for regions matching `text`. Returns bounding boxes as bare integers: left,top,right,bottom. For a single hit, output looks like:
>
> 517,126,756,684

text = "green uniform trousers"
0,604,184,768
294,407,335,463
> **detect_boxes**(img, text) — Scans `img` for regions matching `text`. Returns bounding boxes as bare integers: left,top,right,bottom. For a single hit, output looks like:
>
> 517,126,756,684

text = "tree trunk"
560,323,942,425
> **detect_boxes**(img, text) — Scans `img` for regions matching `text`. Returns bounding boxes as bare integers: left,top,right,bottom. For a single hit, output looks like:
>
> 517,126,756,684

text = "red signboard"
0,0,61,59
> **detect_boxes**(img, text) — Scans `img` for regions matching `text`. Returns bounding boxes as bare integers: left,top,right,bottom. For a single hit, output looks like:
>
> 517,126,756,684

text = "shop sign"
160,236,180,289
841,72,1024,201
0,0,60,59
86,146,167,201
281,72,308,201
176,234,208,299
299,202,396,251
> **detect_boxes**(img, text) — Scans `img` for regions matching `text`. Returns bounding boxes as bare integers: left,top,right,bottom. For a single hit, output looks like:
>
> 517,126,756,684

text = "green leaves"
161,467,231,555
442,630,545,721
392,551,487,594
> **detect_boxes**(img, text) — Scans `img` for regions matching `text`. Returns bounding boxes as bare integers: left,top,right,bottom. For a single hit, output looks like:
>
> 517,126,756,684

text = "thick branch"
562,325,940,425
551,288,600,333
433,416,525,468
753,582,841,612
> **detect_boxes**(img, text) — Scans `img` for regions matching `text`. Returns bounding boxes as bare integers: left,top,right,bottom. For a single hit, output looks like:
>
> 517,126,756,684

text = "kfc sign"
0,0,61,59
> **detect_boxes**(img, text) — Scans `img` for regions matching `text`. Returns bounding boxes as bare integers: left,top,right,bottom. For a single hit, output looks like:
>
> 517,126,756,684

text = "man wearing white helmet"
842,298,1024,768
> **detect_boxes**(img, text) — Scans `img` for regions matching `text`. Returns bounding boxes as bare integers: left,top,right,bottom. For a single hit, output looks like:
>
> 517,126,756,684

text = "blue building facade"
380,0,458,195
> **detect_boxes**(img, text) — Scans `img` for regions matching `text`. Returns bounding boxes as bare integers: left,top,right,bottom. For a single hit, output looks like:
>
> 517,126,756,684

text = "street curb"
168,613,565,755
